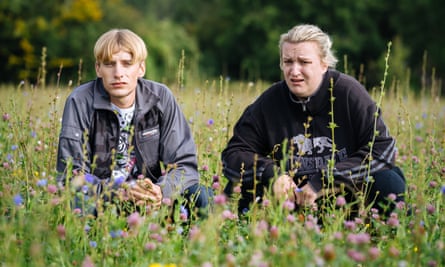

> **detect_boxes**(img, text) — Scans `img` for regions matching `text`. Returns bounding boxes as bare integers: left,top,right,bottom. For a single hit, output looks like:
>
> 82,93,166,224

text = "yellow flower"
148,264,177,267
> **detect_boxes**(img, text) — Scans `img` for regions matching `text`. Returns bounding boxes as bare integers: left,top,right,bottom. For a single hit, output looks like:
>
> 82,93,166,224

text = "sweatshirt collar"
287,69,335,114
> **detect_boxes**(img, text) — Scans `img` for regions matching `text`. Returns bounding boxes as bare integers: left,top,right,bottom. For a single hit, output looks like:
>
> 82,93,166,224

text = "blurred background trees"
0,0,443,91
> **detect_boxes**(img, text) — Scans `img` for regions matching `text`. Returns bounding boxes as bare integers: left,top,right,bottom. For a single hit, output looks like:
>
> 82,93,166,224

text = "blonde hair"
94,29,147,64
279,24,338,68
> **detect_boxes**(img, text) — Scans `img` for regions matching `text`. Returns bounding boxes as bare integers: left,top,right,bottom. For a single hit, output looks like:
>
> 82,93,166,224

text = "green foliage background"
0,0,444,90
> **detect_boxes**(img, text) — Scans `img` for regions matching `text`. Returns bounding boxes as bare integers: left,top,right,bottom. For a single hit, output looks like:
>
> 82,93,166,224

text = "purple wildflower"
387,216,400,227
368,246,381,260
214,194,227,205
388,246,400,257
441,185,445,195
85,173,95,184
323,244,336,261
347,249,366,262
162,198,172,206
127,212,142,229
2,113,10,121
212,181,220,190
336,195,346,207
233,185,241,193
426,204,435,215
269,226,279,239
286,214,296,223
221,210,237,220
344,220,356,231
347,233,371,245
201,165,209,171
110,230,123,238
113,176,125,187
11,145,18,151
429,181,438,188
262,198,271,207
57,225,66,240
333,232,343,240
89,241,97,248
253,220,269,236
144,242,157,251
180,205,189,221
13,194,23,206
207,119,214,126
36,179,48,187
82,185,89,194
81,256,94,267
283,200,295,211
387,193,397,201
47,184,58,194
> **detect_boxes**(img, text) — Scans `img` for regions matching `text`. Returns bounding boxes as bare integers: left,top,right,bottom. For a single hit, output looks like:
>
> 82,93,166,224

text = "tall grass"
0,66,444,266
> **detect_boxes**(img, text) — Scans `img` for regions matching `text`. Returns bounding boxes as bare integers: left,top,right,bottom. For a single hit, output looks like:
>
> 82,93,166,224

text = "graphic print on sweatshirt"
291,134,348,171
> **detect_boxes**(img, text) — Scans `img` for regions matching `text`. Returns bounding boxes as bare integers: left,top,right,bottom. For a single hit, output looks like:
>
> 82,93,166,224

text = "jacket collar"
92,78,160,114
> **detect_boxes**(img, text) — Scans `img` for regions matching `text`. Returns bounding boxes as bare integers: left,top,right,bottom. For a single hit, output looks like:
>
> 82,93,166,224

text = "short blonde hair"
279,24,338,68
94,29,147,64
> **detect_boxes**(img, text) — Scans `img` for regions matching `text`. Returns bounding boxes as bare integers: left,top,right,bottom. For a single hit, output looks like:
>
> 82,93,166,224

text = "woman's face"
280,41,328,98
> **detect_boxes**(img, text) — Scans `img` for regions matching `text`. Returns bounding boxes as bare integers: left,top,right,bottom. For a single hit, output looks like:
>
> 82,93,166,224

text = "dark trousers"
366,166,406,214
228,167,406,216
181,184,213,218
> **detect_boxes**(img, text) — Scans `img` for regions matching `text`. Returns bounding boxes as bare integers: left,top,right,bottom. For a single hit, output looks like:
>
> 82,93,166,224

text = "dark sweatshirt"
221,69,396,195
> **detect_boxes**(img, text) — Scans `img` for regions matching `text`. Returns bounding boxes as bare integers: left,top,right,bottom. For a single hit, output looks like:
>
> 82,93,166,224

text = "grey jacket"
56,78,199,199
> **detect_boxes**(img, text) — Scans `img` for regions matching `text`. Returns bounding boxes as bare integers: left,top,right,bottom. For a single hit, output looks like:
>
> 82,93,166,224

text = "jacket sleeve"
155,89,200,199
221,106,277,186
56,95,99,186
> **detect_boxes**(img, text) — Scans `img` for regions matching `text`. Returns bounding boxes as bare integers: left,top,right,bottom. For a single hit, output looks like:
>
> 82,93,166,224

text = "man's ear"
138,61,146,77
95,62,102,78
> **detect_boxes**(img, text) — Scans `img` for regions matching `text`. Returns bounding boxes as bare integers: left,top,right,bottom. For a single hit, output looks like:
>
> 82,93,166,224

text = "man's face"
280,41,328,98
95,50,145,108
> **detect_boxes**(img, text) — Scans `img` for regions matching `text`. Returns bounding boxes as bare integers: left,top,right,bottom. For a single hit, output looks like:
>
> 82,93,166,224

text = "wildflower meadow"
0,62,444,266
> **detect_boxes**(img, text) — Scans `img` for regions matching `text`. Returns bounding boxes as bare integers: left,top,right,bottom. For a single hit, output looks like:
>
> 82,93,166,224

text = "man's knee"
184,184,213,209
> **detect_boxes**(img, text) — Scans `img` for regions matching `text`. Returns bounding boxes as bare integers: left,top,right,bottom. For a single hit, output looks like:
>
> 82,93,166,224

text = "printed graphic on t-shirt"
111,104,137,181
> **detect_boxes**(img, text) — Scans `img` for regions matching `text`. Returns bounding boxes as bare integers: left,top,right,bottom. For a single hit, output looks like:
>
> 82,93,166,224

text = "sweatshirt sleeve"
332,104,396,179
221,106,277,186
307,79,396,192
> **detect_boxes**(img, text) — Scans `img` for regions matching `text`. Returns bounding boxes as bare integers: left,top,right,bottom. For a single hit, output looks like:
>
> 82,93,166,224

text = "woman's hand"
294,183,318,207
273,174,298,202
